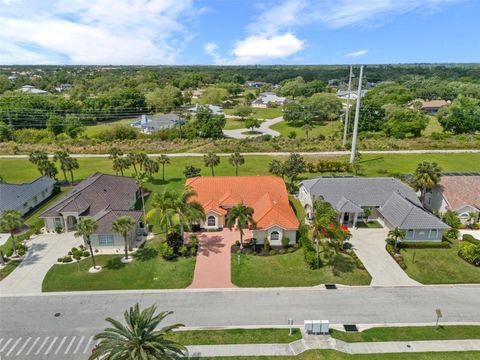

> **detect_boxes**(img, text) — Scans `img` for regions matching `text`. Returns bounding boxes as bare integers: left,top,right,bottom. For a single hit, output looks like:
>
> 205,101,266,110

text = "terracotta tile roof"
421,100,447,109
186,176,299,230
439,176,480,211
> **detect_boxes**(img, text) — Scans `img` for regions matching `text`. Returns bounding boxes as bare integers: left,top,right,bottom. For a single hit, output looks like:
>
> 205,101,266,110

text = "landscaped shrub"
398,241,451,249
288,247,295,253
82,251,90,257
347,250,365,270
54,225,63,234
179,245,189,257
73,254,81,261
263,238,270,251
463,234,480,245
166,231,183,254
62,255,73,263
304,248,321,269
445,228,460,240
158,242,175,260
342,241,353,250
269,249,277,256
281,236,290,248
386,244,407,269
458,241,480,266
235,240,241,247
279,249,286,254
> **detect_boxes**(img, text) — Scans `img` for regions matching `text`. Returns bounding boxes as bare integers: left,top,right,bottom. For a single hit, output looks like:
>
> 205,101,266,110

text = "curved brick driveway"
190,228,251,289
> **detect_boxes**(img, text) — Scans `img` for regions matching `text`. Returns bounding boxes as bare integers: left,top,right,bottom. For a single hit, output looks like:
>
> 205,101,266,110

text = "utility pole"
342,65,353,147
349,65,364,164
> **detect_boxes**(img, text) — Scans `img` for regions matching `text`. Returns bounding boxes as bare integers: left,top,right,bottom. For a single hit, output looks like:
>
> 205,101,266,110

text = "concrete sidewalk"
186,338,480,357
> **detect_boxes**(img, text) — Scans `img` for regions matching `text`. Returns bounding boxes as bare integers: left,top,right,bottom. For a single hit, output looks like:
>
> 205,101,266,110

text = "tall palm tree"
229,152,245,176
126,152,140,175
53,150,71,184
226,203,256,249
108,146,123,160
413,161,442,205
311,199,339,250
113,157,130,176
467,211,478,226
29,150,48,175
146,189,177,237
90,303,186,360
38,160,58,179
137,152,149,172
203,152,220,176
158,155,170,182
173,187,205,239
75,217,99,270
134,171,149,220
302,122,313,138
144,158,160,178
112,216,137,260
0,210,24,257
388,227,406,250
66,157,79,183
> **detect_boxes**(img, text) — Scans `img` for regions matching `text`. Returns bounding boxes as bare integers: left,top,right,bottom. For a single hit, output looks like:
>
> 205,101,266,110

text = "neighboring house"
55,83,71,92
182,104,224,116
420,100,448,114
246,81,268,88
336,89,367,100
0,176,56,216
186,176,299,245
18,85,48,94
191,89,203,99
130,113,184,134
424,174,480,224
299,177,448,241
251,92,286,108
40,173,144,249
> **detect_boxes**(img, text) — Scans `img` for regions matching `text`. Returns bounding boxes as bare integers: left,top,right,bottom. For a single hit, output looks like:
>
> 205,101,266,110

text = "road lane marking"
73,336,85,354
44,336,58,355
26,337,40,356
35,337,49,355
6,337,21,357
64,336,76,354
54,336,67,355
0,338,12,352
83,336,93,354
16,337,31,356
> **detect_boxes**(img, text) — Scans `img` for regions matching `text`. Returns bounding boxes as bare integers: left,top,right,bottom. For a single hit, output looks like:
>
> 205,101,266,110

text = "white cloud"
346,49,369,58
204,42,219,55
0,0,198,64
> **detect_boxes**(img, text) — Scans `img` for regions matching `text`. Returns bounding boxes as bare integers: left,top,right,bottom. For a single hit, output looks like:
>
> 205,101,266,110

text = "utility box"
304,320,313,334
312,320,321,334
320,320,330,335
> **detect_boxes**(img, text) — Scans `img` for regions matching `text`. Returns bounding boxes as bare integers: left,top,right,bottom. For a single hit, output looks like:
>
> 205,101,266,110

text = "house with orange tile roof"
424,174,480,224
186,176,299,245
420,99,448,114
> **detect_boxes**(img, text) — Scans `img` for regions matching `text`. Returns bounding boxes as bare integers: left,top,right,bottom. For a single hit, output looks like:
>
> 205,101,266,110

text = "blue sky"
0,0,479,65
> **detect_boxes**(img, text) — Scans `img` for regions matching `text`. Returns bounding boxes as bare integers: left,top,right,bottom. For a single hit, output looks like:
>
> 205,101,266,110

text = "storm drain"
325,284,337,290
343,324,358,332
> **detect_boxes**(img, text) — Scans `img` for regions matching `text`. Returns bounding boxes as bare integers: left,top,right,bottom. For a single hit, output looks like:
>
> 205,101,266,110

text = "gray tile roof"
0,176,56,213
301,177,421,210
40,173,138,218
379,193,449,230
131,113,183,132
94,210,143,233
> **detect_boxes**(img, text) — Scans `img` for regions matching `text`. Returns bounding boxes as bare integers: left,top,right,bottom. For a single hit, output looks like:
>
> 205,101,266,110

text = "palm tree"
203,152,220,176
146,189,177,237
113,157,130,176
90,303,186,360
311,199,339,252
158,155,170,182
134,171,149,220
413,161,442,205
229,152,245,176
467,211,478,226
388,227,406,250
226,203,256,249
137,152,149,172
29,150,48,175
302,122,313,138
108,146,123,160
144,158,159,177
75,217,99,270
53,150,71,184
66,157,79,183
126,152,140,175
38,160,58,179
0,210,24,257
112,216,137,260
173,187,205,239
363,207,372,224
268,159,286,179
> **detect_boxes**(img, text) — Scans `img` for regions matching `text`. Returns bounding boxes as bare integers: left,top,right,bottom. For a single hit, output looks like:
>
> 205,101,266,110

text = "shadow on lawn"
332,254,356,275
105,257,127,270
133,247,158,261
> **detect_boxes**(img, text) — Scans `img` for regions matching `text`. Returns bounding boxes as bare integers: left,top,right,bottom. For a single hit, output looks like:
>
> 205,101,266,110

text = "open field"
271,120,341,138
42,236,195,291
224,117,248,130
231,250,372,287
331,326,480,342
83,117,137,137
401,239,480,284
170,328,301,345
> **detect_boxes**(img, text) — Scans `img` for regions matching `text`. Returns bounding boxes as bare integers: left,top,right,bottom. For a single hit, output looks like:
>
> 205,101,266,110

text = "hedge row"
398,241,451,249
347,250,366,270
463,234,480,245
386,244,407,269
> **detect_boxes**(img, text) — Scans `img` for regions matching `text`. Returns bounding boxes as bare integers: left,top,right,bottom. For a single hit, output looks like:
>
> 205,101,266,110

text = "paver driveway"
0,232,78,294
190,228,252,288
350,228,421,287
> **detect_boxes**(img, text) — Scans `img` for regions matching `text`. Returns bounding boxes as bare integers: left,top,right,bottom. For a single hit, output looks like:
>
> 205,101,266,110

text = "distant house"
299,177,449,241
251,92,287,108
186,176,299,245
0,176,56,216
40,173,145,249
424,174,480,224
336,89,367,100
191,89,203,99
18,85,48,94
245,81,268,88
420,100,448,114
55,83,72,92
182,104,224,116
130,113,184,134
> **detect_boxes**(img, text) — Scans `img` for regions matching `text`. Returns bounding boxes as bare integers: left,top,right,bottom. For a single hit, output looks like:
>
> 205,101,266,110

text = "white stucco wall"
253,226,297,245
202,212,225,229
90,231,136,250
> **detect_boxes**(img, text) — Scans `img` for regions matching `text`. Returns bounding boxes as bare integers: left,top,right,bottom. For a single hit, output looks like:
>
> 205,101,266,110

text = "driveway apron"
350,228,421,287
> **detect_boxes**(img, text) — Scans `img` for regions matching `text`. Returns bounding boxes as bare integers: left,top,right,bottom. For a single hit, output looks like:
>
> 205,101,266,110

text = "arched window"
270,231,280,241
207,216,216,226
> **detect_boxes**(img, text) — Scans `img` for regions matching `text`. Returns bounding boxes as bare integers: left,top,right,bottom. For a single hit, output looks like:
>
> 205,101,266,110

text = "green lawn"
400,239,480,284
83,118,137,137
423,116,443,136
42,237,195,291
206,350,480,360
331,326,480,342
24,187,70,228
271,120,341,138
224,118,247,130
232,250,371,287
0,260,21,281
169,328,301,345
